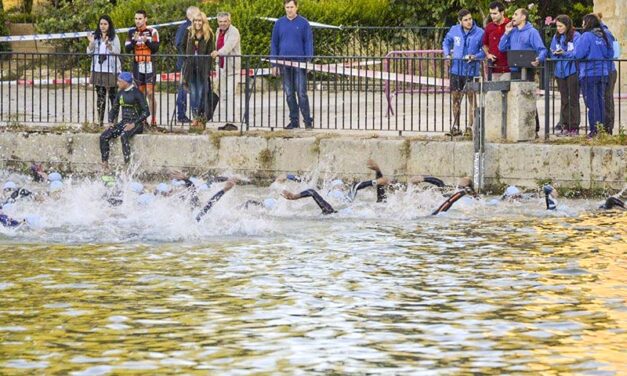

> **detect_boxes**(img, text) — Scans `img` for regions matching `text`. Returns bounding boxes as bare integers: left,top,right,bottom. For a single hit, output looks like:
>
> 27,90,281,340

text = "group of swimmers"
0,161,624,228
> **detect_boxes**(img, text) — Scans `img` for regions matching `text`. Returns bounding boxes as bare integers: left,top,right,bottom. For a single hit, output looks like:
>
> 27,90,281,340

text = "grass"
546,126,626,146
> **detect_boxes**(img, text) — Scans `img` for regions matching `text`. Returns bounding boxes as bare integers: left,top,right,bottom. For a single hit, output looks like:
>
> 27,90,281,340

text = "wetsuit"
600,197,625,210
297,189,337,215
100,85,150,163
196,189,228,222
543,185,557,210
3,188,32,205
432,186,475,215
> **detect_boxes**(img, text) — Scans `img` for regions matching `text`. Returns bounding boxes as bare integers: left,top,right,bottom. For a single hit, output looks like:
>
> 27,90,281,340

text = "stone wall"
594,0,626,95
0,132,624,190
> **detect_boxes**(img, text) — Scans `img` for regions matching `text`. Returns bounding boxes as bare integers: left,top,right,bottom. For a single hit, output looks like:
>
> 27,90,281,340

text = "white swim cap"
48,172,62,182
263,198,277,209
329,189,345,200
156,183,171,193
2,181,17,190
171,179,186,187
49,181,63,192
330,179,344,187
197,183,209,191
504,185,521,197
137,193,155,205
129,182,144,193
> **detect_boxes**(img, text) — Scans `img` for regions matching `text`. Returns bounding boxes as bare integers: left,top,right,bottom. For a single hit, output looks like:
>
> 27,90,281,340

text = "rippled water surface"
0,178,625,374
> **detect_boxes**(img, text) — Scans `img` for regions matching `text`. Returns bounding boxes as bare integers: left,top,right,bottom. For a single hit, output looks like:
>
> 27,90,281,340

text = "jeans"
580,75,608,134
604,70,617,134
176,85,188,120
281,66,312,125
189,72,206,117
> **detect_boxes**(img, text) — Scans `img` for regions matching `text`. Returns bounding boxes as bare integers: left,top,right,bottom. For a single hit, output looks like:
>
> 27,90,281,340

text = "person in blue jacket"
498,8,547,134
270,0,314,130
573,13,614,137
442,9,485,137
598,14,618,134
498,8,547,73
550,15,581,135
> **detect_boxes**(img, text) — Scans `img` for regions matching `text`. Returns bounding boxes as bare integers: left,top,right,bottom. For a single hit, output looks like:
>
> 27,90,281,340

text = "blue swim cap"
48,172,62,182
504,185,521,197
118,71,133,84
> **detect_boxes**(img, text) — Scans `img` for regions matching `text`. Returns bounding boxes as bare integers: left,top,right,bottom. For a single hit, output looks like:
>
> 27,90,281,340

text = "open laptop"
507,50,538,68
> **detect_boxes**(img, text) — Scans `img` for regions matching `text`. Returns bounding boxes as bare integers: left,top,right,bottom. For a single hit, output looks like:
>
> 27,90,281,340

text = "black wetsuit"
100,86,150,163
432,186,475,215
0,214,21,227
196,190,228,222
3,188,32,205
600,197,625,210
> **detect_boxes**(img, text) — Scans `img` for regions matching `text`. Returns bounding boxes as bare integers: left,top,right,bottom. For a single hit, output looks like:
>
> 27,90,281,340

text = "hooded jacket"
549,31,580,78
498,22,547,71
573,28,614,77
442,23,485,77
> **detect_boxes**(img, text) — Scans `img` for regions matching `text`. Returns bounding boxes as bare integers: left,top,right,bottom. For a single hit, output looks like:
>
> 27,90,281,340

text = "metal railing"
0,51,623,137
543,58,625,136
0,51,479,134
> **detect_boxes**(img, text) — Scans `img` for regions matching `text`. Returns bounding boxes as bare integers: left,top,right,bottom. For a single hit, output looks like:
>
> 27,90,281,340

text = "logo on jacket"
454,36,461,46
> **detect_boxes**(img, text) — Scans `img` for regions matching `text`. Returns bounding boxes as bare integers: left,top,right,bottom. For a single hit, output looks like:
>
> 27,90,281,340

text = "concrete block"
407,140,457,183
590,146,626,188
0,133,69,163
507,82,537,142
268,137,318,173
217,136,268,172
133,134,219,169
484,90,505,141
318,138,406,179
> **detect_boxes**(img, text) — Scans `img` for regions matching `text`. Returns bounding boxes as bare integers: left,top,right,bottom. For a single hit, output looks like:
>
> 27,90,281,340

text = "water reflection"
0,212,625,374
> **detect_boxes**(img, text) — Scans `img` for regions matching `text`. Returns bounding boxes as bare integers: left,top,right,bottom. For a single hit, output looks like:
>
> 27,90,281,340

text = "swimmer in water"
195,179,237,222
280,159,390,214
432,177,476,215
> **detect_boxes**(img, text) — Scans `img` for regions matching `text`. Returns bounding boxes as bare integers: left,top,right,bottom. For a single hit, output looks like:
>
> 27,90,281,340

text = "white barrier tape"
258,17,341,30
0,68,273,86
0,20,186,43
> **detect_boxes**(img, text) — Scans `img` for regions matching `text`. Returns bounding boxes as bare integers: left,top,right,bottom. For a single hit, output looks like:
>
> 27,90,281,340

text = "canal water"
0,177,625,374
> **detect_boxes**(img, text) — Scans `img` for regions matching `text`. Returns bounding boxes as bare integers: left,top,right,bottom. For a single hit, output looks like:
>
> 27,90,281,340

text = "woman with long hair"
87,15,122,126
550,15,580,135
573,13,614,136
182,11,214,120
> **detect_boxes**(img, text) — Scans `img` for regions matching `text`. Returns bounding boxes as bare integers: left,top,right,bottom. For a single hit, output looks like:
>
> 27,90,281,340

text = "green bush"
0,5,11,55
5,11,36,24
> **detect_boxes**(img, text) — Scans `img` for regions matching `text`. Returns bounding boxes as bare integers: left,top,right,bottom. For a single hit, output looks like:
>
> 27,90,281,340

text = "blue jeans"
281,66,312,125
176,85,188,120
580,75,608,134
189,73,206,117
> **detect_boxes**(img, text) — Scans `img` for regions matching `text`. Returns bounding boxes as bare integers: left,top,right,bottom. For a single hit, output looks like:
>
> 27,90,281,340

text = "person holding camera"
87,15,122,127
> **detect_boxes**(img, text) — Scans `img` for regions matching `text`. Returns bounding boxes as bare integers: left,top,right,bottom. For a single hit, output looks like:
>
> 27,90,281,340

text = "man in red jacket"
482,1,510,80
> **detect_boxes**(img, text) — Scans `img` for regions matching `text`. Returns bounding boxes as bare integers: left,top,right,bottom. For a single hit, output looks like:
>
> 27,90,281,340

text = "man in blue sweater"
442,9,485,137
498,8,547,76
175,6,199,123
498,8,547,134
270,0,314,129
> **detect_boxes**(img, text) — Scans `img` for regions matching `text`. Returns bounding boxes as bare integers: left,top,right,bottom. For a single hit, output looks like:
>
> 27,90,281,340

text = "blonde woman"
183,12,214,119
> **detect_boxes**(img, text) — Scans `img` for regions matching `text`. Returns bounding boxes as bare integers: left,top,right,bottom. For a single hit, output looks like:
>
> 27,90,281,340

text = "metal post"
544,59,550,140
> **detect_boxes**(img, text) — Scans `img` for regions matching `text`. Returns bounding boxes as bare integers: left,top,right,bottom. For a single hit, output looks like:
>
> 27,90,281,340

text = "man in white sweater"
211,12,242,125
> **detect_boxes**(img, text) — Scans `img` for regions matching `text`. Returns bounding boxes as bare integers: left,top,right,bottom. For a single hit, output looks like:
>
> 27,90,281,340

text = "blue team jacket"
442,23,485,77
549,32,580,78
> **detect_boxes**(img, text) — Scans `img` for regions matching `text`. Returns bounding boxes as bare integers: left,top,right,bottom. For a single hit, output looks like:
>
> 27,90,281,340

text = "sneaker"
587,131,597,139
463,128,473,138
305,122,313,130
284,122,299,129
177,116,192,123
446,127,462,137
217,123,238,131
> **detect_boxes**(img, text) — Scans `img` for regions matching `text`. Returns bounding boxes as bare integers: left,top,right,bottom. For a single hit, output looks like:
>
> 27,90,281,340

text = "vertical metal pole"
544,59,550,140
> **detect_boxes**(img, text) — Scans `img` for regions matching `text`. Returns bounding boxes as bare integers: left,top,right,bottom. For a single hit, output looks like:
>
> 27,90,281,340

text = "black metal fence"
0,51,624,137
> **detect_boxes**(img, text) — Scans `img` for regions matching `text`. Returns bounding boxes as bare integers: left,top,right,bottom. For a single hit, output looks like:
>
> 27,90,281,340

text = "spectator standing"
87,15,121,127
598,13,618,134
442,9,485,136
211,12,242,124
125,10,159,127
175,6,200,124
182,12,214,120
550,15,580,135
482,1,510,80
270,0,314,129
100,72,149,171
573,14,614,137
